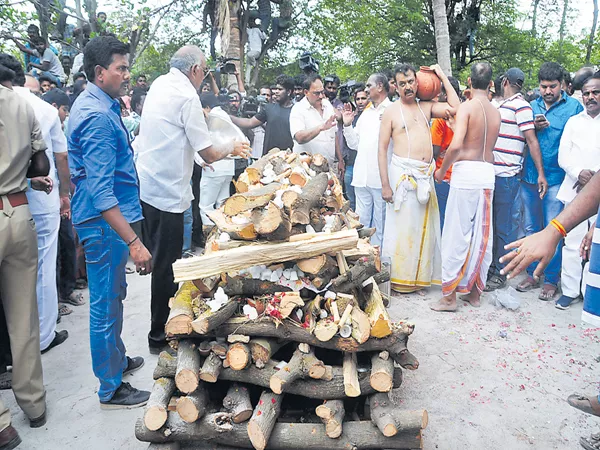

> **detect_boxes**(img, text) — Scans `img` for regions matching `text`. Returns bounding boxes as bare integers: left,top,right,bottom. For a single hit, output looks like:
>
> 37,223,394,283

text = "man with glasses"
134,46,251,355
289,73,341,168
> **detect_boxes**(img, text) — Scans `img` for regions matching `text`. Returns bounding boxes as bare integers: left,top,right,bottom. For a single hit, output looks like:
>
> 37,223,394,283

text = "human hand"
445,114,456,131
534,115,550,130
434,169,444,184
430,64,445,79
342,109,355,127
578,169,595,187
129,239,153,275
499,227,562,280
337,159,345,178
201,162,215,172
31,176,53,194
232,140,251,159
60,195,71,220
381,185,394,203
320,114,337,132
580,223,595,260
537,175,548,199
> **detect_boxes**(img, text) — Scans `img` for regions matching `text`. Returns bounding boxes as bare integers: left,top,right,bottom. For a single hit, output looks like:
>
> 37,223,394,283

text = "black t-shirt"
255,103,294,155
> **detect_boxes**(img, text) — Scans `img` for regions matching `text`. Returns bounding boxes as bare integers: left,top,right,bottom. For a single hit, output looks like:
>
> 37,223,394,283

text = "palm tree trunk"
432,0,452,75
531,0,541,37
586,0,599,63
558,0,569,60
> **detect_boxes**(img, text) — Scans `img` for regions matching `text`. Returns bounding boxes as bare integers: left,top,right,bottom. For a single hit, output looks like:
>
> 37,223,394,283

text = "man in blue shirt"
519,62,583,300
68,36,153,410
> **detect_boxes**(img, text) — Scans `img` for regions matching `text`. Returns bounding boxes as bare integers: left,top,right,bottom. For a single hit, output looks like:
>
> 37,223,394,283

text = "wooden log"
343,352,361,397
191,299,239,335
313,319,338,342
270,347,326,394
252,202,292,241
289,167,308,187
389,343,420,370
176,384,209,423
363,282,392,338
245,156,272,185
290,173,329,225
207,209,257,241
249,339,286,369
247,391,283,450
370,351,394,392
296,255,327,275
226,343,251,371
173,229,359,281
369,393,397,437
223,383,253,424
165,282,197,336
199,352,222,383
309,208,326,232
309,153,329,173
315,399,344,439
153,354,403,400
277,292,304,319
330,255,380,294
135,413,423,449
357,227,376,239
350,307,371,344
147,443,181,450
223,183,281,216
281,190,299,211
228,334,250,344
175,340,201,394
222,277,292,297
144,378,176,431
210,341,229,358
310,255,339,290
194,317,414,353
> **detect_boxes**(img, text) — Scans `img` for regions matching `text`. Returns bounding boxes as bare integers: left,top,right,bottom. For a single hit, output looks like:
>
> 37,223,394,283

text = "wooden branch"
313,319,338,342
135,413,423,449
144,378,176,431
176,384,209,423
270,346,326,394
330,255,380,294
165,282,197,336
222,276,292,296
277,292,304,319
364,282,392,338
370,351,394,392
247,391,283,450
173,229,359,281
226,342,251,371
252,202,292,241
296,255,327,275
175,340,200,394
207,209,257,241
290,173,329,225
152,353,403,400
223,383,252,423
249,338,286,368
223,183,281,216
309,154,329,173
315,399,344,439
370,393,428,436
191,299,238,335
350,307,371,344
343,352,361,397
199,352,222,383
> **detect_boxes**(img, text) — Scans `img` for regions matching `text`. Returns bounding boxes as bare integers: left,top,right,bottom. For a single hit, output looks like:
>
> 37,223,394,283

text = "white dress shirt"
134,68,213,213
557,110,600,204
15,86,65,215
344,98,391,189
194,106,236,178
289,97,337,166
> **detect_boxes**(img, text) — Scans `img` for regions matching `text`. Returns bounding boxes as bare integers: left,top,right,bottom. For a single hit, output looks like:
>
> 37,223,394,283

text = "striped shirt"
493,93,534,177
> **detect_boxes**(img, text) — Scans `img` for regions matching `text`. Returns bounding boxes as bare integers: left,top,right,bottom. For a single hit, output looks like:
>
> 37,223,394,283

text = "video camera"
215,57,239,75
339,80,364,103
240,95,268,118
299,51,319,75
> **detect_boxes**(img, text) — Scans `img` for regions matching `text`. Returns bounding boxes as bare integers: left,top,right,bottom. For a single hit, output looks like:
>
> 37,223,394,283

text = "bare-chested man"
430,62,501,311
378,63,460,293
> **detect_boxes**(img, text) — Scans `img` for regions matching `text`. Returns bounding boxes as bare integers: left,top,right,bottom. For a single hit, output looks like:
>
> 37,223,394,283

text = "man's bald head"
470,62,493,90
170,46,207,90
24,74,41,95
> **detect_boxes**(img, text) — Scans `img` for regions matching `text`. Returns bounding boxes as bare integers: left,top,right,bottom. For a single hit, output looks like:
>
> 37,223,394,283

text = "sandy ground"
3,273,599,449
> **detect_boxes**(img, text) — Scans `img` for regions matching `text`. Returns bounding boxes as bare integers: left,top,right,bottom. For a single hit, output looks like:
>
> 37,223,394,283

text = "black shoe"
0,425,21,449
41,330,68,354
123,356,144,376
0,372,11,390
99,382,150,410
29,410,46,428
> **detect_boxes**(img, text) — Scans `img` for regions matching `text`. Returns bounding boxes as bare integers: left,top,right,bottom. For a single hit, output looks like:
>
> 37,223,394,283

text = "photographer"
229,74,295,156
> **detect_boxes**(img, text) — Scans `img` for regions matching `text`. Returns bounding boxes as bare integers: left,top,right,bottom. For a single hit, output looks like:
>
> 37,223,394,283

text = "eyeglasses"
310,90,325,97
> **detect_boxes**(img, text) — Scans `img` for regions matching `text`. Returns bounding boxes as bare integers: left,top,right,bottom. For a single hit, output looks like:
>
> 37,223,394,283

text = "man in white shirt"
13,70,70,354
342,73,391,247
555,73,600,309
289,74,341,168
134,46,250,353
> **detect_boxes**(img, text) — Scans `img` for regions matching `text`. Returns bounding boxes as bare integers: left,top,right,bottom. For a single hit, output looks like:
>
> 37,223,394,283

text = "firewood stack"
135,150,427,450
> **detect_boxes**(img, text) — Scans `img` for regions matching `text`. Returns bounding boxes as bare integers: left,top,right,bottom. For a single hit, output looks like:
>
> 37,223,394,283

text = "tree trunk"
144,378,176,431
432,0,452,75
290,173,329,225
191,299,239,335
223,383,253,423
165,282,197,336
559,0,569,60
587,0,599,63
370,351,394,393
315,400,345,439
531,0,541,37
225,0,243,87
249,338,286,368
200,352,223,383
176,384,209,423
247,391,283,450
226,342,251,371
175,340,201,394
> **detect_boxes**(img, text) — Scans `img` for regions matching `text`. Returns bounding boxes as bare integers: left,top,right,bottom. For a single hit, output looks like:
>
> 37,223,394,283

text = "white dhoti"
561,204,595,298
382,155,441,293
442,161,495,296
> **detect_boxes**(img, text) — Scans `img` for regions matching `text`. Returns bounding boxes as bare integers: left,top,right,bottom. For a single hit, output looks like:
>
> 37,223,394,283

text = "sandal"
125,265,135,274
581,432,600,450
0,371,11,390
484,275,506,292
75,278,88,290
538,283,557,301
517,276,539,292
61,291,85,306
58,303,73,316
568,394,600,417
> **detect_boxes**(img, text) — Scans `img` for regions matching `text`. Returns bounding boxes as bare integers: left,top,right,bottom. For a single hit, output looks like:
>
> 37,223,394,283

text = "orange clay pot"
416,66,442,101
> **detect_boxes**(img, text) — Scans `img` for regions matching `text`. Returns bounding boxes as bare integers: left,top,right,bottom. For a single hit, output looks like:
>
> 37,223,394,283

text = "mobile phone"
535,114,546,121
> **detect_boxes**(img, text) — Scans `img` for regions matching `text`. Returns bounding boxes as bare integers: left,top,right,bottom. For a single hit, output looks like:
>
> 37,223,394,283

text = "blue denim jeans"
182,205,193,253
344,165,356,211
435,181,450,231
521,181,564,286
489,176,521,277
75,217,128,401
39,71,62,88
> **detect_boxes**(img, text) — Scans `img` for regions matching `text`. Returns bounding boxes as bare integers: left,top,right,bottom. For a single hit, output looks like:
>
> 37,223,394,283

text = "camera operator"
229,74,295,156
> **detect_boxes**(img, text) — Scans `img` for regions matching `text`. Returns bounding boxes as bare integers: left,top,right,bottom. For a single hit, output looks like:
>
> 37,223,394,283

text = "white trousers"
32,212,60,350
200,175,233,226
562,207,595,298
355,186,385,247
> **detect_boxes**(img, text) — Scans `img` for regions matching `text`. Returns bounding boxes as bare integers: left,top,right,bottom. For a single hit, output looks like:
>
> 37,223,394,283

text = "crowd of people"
1,25,600,449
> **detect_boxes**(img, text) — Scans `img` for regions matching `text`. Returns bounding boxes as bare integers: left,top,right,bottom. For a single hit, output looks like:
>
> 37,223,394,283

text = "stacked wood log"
136,150,427,450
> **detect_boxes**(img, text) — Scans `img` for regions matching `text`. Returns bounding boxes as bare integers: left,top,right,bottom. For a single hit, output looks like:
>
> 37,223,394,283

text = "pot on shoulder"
416,66,442,101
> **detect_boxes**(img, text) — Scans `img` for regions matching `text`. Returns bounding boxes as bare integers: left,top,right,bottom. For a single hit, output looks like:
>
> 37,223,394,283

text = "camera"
299,51,319,74
215,57,239,75
339,80,364,103
240,96,260,118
